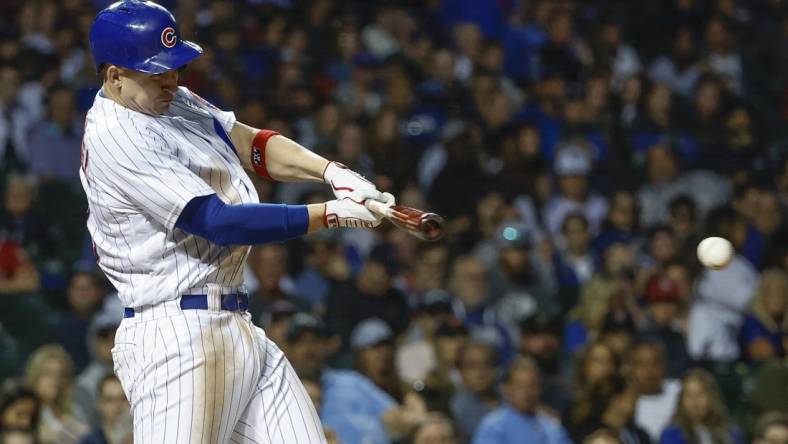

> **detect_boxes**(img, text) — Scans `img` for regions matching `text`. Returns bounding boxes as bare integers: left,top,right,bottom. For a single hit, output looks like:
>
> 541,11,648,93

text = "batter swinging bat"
366,200,445,241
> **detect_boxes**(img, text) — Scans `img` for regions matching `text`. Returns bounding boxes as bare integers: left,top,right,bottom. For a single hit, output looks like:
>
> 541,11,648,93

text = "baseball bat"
366,200,445,241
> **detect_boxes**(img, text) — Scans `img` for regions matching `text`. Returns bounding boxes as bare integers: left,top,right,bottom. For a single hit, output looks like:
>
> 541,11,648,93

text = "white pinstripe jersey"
79,86,258,308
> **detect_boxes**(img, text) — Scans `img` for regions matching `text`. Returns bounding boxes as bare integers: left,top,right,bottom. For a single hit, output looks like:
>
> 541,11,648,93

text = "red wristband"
250,129,280,180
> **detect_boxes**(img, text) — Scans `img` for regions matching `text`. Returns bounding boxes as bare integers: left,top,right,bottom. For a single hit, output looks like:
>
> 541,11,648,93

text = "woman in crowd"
569,374,651,444
565,274,633,352
740,269,788,363
566,341,621,434
24,344,88,444
659,368,744,444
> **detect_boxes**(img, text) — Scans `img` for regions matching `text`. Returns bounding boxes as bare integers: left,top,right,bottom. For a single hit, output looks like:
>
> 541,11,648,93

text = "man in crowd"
77,375,131,444
472,356,573,444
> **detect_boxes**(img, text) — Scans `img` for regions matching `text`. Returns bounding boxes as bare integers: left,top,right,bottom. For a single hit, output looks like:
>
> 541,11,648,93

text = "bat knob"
420,214,444,241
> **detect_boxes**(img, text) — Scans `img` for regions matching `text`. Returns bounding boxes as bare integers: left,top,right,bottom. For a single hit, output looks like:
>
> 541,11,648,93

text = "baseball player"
80,1,394,443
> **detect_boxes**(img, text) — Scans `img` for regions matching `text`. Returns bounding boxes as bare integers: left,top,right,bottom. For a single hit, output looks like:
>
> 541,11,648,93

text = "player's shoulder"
87,92,161,135
85,106,167,158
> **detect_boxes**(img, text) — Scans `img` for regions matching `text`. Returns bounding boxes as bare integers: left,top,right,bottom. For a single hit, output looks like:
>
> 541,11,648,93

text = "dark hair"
669,195,697,221
702,205,742,240
628,340,666,365
0,382,40,431
97,373,120,397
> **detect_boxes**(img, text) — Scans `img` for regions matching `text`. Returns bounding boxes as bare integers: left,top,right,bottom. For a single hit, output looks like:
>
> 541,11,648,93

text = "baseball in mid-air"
697,236,734,270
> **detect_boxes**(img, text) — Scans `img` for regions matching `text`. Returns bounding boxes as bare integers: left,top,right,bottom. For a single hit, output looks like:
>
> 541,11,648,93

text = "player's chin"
154,99,172,114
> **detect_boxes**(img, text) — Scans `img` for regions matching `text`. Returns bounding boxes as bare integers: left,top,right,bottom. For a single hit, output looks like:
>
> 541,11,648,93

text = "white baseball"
697,237,734,270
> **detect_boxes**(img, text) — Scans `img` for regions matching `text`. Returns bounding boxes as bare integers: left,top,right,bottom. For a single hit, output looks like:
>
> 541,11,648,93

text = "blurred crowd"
1,0,788,443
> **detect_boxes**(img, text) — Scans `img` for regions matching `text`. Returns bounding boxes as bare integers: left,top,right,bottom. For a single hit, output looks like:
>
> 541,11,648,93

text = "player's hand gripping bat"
365,199,445,241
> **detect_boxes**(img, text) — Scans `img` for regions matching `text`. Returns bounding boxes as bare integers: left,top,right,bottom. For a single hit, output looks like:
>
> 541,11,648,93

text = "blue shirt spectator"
473,356,573,444
25,86,83,184
321,368,396,444
473,404,573,444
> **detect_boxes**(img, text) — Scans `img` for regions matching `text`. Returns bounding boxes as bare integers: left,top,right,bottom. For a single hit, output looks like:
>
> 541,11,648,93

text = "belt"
123,292,249,318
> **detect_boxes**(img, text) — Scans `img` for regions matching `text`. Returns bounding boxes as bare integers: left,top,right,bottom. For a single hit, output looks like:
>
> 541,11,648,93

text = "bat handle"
365,199,394,218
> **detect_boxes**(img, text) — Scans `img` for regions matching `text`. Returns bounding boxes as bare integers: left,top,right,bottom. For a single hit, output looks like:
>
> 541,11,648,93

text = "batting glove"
324,190,395,228
323,161,377,201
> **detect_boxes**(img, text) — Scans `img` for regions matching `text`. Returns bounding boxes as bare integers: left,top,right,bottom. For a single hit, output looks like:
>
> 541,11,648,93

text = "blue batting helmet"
89,0,202,74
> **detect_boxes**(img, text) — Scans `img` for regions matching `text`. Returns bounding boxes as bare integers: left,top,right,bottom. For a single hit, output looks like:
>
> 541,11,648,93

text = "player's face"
114,67,179,115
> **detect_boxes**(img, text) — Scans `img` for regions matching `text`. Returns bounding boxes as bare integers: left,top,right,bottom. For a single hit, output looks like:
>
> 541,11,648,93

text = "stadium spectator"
257,299,298,349
396,290,455,385
351,318,401,401
740,269,788,363
448,255,514,362
410,413,459,444
76,375,130,444
449,339,500,440
752,413,788,444
325,250,410,355
292,231,350,310
638,144,729,229
552,212,595,309
666,195,699,258
741,350,788,435
0,428,36,444
649,26,702,97
638,274,691,379
688,207,758,363
246,243,307,322
54,273,105,372
0,383,39,432
544,144,609,238
72,300,121,428
564,274,629,353
565,340,620,433
472,356,572,444
486,221,557,329
0,175,44,294
593,190,640,262
568,374,650,444
24,344,88,444
659,368,743,444
629,341,682,443
0,64,34,174
518,313,569,415
431,321,469,391
286,313,426,444
25,84,82,184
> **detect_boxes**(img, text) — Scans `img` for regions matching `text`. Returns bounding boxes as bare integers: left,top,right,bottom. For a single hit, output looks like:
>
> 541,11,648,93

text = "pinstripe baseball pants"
111,299,326,444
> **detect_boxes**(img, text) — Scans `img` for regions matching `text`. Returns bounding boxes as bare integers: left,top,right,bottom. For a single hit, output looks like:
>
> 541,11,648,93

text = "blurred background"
0,0,788,444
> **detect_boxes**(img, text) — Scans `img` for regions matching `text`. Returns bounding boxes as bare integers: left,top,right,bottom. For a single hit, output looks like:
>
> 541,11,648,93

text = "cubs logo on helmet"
161,27,177,48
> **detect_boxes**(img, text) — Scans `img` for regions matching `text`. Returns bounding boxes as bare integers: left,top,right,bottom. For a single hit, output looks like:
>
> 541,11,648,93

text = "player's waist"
122,285,249,321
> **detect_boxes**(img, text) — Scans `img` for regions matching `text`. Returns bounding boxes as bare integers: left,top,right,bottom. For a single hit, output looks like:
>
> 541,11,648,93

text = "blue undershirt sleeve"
175,194,310,246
